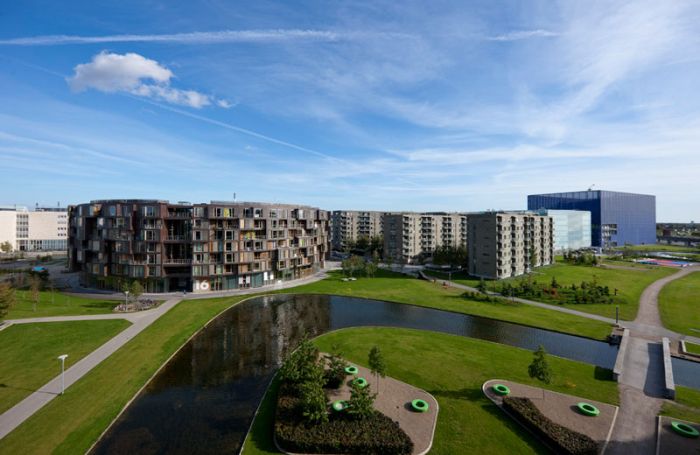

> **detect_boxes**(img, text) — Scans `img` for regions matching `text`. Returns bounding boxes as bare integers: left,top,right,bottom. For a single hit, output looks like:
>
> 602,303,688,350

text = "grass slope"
0,320,130,413
661,386,700,423
277,270,611,340
0,295,249,455
4,291,118,319
658,271,700,336
436,263,675,320
243,327,619,455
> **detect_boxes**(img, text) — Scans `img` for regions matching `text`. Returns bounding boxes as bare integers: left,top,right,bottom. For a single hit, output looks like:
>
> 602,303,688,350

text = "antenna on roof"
233,192,236,202
588,184,596,191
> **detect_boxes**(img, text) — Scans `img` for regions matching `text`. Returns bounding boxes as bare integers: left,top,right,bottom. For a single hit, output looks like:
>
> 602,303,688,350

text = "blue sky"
1,1,699,221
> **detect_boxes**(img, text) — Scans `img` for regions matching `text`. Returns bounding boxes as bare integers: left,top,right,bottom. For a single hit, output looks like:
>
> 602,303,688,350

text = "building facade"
536,209,592,251
467,212,554,279
527,190,656,248
330,210,384,251
383,212,468,263
68,200,329,293
0,206,68,252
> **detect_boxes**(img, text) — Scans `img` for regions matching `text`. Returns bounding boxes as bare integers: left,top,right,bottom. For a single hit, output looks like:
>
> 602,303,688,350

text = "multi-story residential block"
535,209,592,251
68,200,329,293
384,212,468,263
330,210,384,250
467,212,554,279
528,190,656,248
0,206,68,252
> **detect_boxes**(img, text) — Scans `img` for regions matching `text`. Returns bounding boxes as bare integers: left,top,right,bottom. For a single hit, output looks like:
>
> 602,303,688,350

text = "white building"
538,209,591,251
0,206,68,252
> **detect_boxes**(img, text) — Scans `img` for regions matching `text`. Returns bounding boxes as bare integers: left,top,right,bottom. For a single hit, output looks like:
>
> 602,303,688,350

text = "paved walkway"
606,266,700,454
0,268,335,441
0,297,182,440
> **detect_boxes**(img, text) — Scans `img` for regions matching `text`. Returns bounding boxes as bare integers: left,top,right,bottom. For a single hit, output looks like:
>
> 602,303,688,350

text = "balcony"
163,258,192,265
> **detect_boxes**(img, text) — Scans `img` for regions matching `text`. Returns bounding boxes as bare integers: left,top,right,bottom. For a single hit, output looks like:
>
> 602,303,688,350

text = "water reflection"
92,294,619,455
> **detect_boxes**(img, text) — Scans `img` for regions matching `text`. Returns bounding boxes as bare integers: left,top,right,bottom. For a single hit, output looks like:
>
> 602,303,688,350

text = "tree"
0,283,16,319
550,276,559,289
299,364,329,424
130,281,144,309
477,278,487,294
325,344,348,389
368,346,387,394
528,345,552,384
0,241,12,253
529,245,538,270
29,275,41,312
279,334,321,386
365,261,378,278
347,381,377,420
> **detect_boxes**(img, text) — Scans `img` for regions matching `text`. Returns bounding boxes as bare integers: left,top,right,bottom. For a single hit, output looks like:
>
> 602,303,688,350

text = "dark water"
672,357,700,389
91,294,619,455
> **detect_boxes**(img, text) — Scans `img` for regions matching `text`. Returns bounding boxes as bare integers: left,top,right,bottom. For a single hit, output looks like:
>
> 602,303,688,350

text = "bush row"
275,384,413,455
503,397,598,455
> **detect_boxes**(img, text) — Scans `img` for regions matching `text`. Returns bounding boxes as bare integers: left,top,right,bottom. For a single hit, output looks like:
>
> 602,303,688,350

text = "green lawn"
685,342,700,356
243,327,619,455
4,290,118,320
0,295,250,455
277,270,612,340
658,271,700,336
432,263,675,321
0,320,131,414
614,244,700,253
661,386,700,423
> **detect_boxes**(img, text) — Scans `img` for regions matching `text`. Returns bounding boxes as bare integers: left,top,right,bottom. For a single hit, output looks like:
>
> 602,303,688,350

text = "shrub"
324,346,348,389
503,397,598,455
279,335,322,389
347,381,377,420
528,345,552,384
275,383,412,455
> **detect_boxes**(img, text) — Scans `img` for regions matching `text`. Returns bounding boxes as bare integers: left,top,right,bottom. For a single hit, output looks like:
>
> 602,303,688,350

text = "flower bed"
503,396,598,455
274,383,413,455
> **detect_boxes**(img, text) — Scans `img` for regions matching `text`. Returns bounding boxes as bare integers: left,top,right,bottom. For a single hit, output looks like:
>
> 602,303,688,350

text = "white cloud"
485,29,559,42
67,51,229,109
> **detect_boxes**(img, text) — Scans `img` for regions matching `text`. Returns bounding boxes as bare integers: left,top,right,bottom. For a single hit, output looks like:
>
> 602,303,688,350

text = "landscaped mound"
503,396,598,455
274,383,413,455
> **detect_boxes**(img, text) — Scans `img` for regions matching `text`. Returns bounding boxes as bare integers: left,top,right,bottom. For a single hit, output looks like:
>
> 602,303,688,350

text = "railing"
166,235,188,241
163,258,192,264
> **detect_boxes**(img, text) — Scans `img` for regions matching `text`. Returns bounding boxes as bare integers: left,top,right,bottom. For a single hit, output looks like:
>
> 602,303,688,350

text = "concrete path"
606,266,700,454
0,297,182,440
0,267,337,440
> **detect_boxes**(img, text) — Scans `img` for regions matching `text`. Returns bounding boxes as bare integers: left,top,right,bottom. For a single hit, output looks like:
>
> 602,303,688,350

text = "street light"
57,354,68,395
124,290,129,311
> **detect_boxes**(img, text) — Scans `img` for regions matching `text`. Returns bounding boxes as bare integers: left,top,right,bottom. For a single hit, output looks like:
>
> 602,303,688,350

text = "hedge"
503,397,598,455
275,383,413,454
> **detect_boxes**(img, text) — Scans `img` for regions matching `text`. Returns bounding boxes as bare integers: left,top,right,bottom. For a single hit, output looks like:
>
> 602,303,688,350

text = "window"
109,206,117,216
143,206,156,217
193,207,204,217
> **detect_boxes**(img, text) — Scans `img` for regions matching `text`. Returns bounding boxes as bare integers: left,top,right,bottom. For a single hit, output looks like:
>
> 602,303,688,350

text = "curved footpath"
0,268,334,441
606,265,700,455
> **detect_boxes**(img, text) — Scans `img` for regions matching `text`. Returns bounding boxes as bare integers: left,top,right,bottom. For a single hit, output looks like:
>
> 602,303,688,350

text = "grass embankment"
243,327,619,455
661,386,700,423
0,295,249,455
0,320,131,414
430,263,675,321
684,342,700,356
659,271,700,336
277,270,611,340
4,291,117,319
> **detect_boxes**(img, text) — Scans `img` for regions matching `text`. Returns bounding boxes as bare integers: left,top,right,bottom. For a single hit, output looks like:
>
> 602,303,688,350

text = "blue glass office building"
527,190,656,248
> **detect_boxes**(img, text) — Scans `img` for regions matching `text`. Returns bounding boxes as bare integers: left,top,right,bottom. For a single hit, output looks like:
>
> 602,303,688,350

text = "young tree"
279,334,321,386
368,346,387,394
349,255,365,277
29,275,41,312
529,245,538,270
364,261,378,278
477,278,487,294
130,281,144,309
299,364,329,424
528,345,552,384
550,276,559,289
347,381,377,420
0,283,16,319
325,344,348,389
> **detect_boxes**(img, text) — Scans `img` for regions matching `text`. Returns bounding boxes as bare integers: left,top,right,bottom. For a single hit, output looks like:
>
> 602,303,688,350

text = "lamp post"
124,290,129,311
57,354,68,395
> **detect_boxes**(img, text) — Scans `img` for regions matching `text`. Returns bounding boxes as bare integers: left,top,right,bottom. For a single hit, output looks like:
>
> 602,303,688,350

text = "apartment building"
383,212,468,263
68,200,329,293
0,206,68,252
330,210,384,251
468,212,554,279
